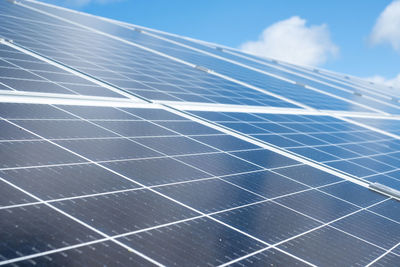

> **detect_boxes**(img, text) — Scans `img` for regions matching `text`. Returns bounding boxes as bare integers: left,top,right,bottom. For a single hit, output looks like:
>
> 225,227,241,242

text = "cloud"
366,73,400,89
370,0,400,52
239,16,338,66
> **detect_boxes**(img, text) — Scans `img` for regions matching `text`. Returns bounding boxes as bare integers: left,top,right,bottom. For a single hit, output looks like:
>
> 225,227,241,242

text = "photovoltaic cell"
0,164,141,200
349,117,400,136
118,218,265,266
192,110,400,190
0,204,102,261
15,241,156,266
138,32,400,114
0,1,298,108
155,179,265,213
0,44,125,98
231,248,309,266
277,226,384,266
212,201,322,244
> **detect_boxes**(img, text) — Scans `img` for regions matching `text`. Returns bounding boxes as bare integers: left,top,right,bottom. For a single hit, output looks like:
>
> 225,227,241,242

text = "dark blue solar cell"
0,140,86,169
191,111,238,122
157,121,221,135
385,170,400,179
372,253,400,267
117,217,265,266
278,226,384,266
94,120,178,137
373,156,400,170
192,134,259,151
288,147,340,161
231,248,309,267
52,189,199,235
0,103,73,119
310,133,348,143
332,211,400,250
326,161,377,177
226,112,265,122
0,120,37,140
16,241,154,266
0,164,140,200
133,136,217,156
369,199,400,223
0,180,35,206
275,190,359,223
55,138,161,161
155,179,264,213
254,122,295,133
340,144,380,156
285,133,328,146
222,170,308,198
0,204,102,261
14,120,118,139
350,157,395,173
58,105,140,120
275,164,342,186
221,122,267,134
255,134,304,147
103,157,211,186
317,145,361,159
122,108,187,121
0,67,42,80
232,149,299,169
320,181,387,207
177,152,261,176
212,201,321,244
393,245,400,257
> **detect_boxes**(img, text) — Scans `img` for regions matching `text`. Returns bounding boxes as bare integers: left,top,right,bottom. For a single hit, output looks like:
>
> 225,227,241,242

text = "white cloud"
370,0,400,52
366,73,400,89
239,16,338,66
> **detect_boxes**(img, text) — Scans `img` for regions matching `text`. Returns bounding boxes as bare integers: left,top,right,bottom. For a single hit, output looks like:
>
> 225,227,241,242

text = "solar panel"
190,110,400,190
1,0,400,266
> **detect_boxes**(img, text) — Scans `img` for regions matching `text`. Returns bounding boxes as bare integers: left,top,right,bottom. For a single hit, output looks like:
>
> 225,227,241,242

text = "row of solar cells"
0,1,296,108
0,102,399,266
191,110,400,191
20,0,400,114
0,0,398,115
138,23,400,113
141,29,400,113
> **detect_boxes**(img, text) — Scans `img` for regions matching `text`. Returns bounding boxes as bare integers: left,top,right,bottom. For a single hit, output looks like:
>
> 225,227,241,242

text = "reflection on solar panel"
0,0,399,266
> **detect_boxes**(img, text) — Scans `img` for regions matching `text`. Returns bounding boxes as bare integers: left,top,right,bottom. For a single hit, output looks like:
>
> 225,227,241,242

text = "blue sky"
44,0,400,86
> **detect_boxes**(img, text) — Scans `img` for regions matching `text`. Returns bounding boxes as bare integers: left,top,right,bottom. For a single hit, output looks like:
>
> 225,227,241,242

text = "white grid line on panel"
161,105,370,188
1,168,397,267
1,116,317,266
224,49,400,109
3,2,400,266
219,197,393,266
0,176,164,266
336,115,400,140
366,242,400,266
18,0,400,96
5,103,391,266
16,1,313,111
0,90,141,107
0,39,144,101
165,101,400,119
137,29,386,114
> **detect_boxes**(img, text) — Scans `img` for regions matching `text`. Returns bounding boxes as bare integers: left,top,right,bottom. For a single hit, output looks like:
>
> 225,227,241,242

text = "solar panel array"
1,0,400,266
